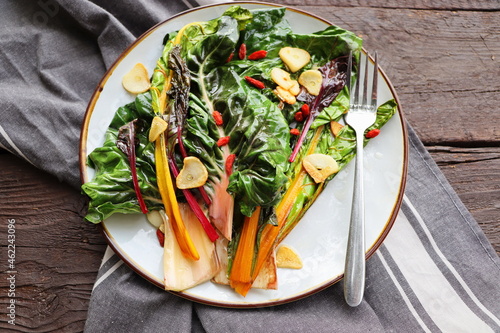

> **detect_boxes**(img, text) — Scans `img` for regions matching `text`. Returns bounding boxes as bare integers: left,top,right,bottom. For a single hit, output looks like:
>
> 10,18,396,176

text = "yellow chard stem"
151,22,208,261
155,135,200,261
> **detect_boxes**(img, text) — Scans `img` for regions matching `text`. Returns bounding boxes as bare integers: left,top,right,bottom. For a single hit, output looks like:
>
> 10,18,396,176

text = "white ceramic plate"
80,2,408,308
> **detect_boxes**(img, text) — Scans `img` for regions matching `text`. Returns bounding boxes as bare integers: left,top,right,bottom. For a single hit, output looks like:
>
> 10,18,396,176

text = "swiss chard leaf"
159,11,292,217
212,73,291,216
82,99,162,223
289,56,351,162
116,119,149,214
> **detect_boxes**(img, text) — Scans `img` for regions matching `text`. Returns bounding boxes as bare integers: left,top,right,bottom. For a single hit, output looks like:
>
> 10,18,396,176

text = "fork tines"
348,51,378,111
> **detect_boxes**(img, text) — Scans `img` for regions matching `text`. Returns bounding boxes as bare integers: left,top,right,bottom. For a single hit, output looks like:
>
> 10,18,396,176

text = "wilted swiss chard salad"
82,6,397,296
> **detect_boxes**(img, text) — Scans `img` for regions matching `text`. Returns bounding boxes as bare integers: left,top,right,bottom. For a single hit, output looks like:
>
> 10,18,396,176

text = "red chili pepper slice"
217,136,230,147
244,76,265,89
212,111,223,126
294,111,304,122
365,129,380,138
226,52,234,63
238,43,247,60
225,154,236,176
247,50,267,60
290,128,300,136
300,104,310,117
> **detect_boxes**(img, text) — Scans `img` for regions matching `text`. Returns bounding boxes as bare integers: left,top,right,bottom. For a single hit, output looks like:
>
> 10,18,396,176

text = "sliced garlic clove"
298,69,323,96
302,153,339,183
330,121,344,137
276,245,303,269
270,68,294,90
146,210,163,228
148,116,168,142
279,47,311,73
275,86,297,105
122,63,151,94
176,156,209,189
289,80,301,96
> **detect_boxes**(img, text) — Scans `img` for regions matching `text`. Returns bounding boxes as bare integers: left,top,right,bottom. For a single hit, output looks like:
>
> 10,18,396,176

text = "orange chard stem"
251,126,324,280
229,206,262,297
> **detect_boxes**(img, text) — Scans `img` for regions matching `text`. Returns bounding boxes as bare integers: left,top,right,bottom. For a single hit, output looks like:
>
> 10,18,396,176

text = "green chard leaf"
82,96,161,223
163,11,292,217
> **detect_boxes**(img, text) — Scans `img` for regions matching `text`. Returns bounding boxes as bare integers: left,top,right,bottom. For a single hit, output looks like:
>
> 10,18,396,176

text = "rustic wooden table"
1,1,498,331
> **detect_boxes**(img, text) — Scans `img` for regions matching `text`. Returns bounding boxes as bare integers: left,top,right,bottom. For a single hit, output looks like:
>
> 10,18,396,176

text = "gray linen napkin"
1,1,499,332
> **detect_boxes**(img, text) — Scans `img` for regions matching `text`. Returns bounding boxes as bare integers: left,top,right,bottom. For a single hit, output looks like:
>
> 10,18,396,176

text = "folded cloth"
1,1,499,332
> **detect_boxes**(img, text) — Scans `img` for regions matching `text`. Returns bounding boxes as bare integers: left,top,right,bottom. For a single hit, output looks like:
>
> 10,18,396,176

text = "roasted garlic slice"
298,69,323,96
279,47,311,73
289,80,301,96
276,245,303,269
302,153,339,183
146,210,163,228
176,156,209,189
122,63,151,94
148,116,168,142
271,67,294,90
275,86,297,105
330,121,344,137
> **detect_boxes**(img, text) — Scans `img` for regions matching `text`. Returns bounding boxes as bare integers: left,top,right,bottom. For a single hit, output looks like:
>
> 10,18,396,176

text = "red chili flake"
225,154,236,175
300,104,310,117
156,228,165,247
226,52,234,63
247,50,267,60
212,111,223,126
244,76,265,89
217,136,230,147
290,128,300,136
238,43,247,60
365,129,381,139
294,111,304,122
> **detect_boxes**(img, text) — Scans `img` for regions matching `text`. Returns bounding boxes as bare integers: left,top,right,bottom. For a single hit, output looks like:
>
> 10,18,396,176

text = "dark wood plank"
428,147,500,252
280,0,500,10
0,155,106,332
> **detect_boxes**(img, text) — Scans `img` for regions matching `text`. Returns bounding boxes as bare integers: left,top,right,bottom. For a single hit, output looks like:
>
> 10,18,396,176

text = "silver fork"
343,51,378,307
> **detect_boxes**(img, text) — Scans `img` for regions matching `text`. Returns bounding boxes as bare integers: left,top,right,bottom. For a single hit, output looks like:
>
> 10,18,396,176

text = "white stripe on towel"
377,250,432,332
100,246,116,268
182,0,194,9
93,260,124,291
384,206,494,332
0,123,34,165
403,195,500,327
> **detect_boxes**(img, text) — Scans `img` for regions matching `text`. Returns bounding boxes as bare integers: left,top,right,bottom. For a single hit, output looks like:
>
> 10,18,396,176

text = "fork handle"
344,132,366,307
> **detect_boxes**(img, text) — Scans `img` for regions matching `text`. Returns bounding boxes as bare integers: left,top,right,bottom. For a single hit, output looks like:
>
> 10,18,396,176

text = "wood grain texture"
428,146,500,249
0,154,106,332
0,1,499,332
